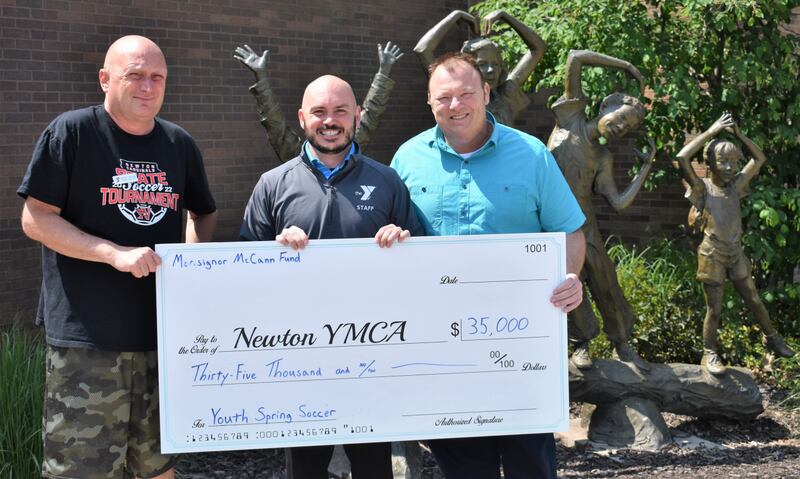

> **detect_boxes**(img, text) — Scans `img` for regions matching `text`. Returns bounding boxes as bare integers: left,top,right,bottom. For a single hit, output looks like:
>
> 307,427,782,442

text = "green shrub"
587,238,706,363
472,0,800,313
589,238,799,373
770,352,800,412
0,322,45,479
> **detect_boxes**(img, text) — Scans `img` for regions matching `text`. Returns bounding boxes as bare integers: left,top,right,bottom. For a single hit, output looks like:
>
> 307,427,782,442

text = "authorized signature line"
402,407,538,417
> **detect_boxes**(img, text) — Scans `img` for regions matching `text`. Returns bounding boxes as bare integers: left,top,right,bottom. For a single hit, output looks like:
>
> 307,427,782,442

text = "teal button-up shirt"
391,113,585,236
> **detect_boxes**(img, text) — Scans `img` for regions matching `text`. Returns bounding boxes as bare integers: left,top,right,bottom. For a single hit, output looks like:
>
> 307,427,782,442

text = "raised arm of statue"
235,43,269,82
355,42,403,150
594,135,656,211
732,123,767,192
676,113,735,189
377,41,403,77
234,44,302,162
481,10,546,87
414,10,480,73
564,50,644,100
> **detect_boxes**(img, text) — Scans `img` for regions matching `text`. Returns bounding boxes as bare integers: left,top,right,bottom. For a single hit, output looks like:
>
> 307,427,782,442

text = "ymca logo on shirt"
355,185,376,211
357,185,376,201
99,159,180,226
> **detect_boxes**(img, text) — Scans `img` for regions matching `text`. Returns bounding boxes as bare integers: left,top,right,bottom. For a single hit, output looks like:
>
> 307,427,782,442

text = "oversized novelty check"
155,233,568,453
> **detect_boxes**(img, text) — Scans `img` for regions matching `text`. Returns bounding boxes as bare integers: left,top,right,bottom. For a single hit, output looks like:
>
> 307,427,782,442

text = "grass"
0,321,45,479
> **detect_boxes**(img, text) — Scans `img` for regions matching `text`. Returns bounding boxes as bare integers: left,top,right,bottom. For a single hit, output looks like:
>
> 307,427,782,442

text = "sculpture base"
587,397,671,450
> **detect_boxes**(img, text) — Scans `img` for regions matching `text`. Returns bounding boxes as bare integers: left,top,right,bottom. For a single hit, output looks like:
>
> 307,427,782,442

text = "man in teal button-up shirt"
391,52,586,479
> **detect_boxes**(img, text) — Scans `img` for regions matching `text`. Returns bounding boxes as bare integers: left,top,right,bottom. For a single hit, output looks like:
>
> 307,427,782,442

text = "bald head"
298,75,361,161
99,35,168,135
301,75,357,111
104,35,165,72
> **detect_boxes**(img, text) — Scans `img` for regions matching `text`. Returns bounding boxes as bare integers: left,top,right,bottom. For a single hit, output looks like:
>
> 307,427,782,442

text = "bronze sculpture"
413,10,546,124
676,112,796,375
234,42,402,161
547,50,655,371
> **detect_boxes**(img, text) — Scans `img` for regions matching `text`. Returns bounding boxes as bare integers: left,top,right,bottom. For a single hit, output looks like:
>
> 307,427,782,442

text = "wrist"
96,241,122,266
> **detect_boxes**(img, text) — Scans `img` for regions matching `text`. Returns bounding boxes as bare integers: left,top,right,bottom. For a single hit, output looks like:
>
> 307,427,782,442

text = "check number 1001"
525,243,547,254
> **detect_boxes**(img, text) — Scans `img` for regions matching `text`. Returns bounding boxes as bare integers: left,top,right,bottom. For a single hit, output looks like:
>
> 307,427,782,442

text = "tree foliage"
473,0,800,328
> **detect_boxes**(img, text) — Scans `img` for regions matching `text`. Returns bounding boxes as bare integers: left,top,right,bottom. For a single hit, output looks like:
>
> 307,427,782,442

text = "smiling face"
597,103,642,139
298,75,360,163
100,36,167,135
428,58,491,154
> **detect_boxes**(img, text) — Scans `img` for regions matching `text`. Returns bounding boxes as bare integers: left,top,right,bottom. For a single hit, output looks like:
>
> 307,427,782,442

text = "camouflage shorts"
42,346,177,479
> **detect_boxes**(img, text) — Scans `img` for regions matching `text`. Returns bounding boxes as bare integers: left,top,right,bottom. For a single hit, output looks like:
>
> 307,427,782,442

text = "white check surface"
155,233,568,453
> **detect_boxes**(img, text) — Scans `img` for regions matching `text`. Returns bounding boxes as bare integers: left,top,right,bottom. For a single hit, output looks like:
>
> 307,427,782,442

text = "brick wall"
1,0,465,325
0,0,708,326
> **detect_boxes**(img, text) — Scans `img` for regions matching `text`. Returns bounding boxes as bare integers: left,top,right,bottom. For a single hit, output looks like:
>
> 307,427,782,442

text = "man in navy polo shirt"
240,74,423,478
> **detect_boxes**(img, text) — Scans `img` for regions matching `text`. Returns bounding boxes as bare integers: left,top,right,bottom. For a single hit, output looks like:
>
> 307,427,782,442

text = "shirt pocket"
480,183,536,233
409,184,443,233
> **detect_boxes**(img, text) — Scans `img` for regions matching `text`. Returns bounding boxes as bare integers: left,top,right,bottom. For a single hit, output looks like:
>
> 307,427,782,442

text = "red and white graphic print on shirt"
99,159,180,226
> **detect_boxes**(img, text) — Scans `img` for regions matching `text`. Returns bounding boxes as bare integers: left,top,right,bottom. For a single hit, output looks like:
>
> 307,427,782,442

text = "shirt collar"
430,112,499,158
304,142,356,178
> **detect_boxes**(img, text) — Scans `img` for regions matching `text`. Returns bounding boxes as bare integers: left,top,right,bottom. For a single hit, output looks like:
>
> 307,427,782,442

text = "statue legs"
701,276,795,376
568,222,647,370
700,282,726,375
568,299,599,369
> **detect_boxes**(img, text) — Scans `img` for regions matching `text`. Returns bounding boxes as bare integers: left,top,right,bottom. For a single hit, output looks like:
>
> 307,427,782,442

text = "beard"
305,118,357,155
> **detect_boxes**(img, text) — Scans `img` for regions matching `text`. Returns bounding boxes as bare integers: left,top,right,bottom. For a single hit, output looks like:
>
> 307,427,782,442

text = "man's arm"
185,210,217,243
550,228,585,313
565,229,586,277
21,196,160,278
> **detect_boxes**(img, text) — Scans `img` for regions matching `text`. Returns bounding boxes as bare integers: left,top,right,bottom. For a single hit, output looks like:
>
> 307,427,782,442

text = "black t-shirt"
18,105,216,351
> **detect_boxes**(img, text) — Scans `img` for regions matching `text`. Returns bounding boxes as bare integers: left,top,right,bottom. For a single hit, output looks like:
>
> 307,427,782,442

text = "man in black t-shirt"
19,35,217,479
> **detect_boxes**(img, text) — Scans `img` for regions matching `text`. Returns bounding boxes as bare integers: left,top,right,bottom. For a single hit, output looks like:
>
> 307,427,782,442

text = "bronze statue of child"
414,9,546,125
676,112,795,375
548,50,655,371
